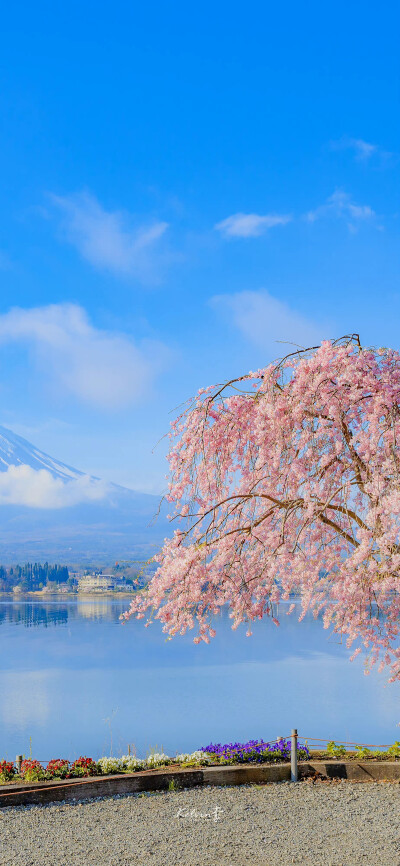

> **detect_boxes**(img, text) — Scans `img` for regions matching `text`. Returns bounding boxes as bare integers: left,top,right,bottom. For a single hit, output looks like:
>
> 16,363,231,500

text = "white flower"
97,757,123,774
97,749,212,775
175,751,212,765
145,752,171,767
120,755,146,771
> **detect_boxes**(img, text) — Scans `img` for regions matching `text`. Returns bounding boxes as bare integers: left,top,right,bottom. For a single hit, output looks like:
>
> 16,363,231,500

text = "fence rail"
300,738,394,747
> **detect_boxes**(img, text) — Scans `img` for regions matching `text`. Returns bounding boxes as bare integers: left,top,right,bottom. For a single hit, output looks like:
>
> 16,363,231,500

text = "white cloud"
49,191,169,280
331,137,378,161
305,190,376,230
330,137,393,163
211,290,324,352
0,464,107,508
215,212,292,238
0,303,167,409
348,138,378,160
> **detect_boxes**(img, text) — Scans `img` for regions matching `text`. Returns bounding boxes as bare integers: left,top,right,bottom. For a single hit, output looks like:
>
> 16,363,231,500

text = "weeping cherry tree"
123,335,400,681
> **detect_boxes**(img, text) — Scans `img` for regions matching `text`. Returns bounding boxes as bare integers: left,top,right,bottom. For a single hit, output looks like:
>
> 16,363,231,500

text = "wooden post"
291,729,298,782
16,755,22,775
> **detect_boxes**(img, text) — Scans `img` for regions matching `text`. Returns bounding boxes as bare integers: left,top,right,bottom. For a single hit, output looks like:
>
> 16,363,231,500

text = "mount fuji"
0,426,170,564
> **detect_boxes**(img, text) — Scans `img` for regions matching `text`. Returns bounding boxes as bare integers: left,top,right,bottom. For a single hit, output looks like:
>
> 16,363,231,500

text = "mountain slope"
0,426,170,563
0,426,85,480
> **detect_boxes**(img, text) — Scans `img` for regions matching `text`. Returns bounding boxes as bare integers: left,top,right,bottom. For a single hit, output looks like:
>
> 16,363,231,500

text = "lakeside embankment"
1,782,399,866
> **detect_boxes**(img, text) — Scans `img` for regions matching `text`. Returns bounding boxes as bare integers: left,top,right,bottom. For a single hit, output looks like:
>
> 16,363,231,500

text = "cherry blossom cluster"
123,337,400,680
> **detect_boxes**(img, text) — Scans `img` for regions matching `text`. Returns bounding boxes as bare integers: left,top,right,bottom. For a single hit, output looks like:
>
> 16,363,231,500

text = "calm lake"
1,598,399,762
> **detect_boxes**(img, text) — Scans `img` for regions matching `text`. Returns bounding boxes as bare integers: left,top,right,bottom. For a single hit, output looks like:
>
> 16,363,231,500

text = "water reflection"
76,600,118,620
0,599,399,761
0,599,315,628
0,603,69,628
0,597,128,627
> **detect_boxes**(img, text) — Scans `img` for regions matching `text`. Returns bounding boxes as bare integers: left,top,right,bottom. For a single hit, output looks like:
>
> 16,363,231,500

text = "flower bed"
199,738,310,764
1,738,399,785
0,752,213,785
97,750,212,775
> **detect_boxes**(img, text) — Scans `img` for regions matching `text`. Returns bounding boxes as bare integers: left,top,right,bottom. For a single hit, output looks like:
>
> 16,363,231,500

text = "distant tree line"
0,562,70,592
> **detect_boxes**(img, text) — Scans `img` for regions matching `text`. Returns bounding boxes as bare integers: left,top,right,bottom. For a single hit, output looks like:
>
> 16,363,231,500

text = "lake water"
1,598,399,762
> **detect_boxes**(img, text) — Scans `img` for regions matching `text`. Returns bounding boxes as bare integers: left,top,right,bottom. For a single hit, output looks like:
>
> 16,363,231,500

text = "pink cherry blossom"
124,336,400,681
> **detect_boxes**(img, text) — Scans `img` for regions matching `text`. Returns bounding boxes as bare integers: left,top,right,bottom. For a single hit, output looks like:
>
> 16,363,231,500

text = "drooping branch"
124,337,400,680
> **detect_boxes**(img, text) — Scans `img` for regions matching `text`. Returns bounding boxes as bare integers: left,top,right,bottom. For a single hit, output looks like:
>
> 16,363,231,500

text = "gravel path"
0,781,400,866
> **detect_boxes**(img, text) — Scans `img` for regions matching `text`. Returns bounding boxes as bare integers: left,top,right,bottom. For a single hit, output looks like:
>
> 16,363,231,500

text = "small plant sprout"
326,742,347,759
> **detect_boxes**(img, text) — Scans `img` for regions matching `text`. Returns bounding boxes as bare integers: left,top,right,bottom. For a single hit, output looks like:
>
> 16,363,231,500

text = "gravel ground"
0,781,400,866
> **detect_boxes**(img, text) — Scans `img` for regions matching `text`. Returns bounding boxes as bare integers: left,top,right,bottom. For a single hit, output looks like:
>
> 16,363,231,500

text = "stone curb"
0,761,399,807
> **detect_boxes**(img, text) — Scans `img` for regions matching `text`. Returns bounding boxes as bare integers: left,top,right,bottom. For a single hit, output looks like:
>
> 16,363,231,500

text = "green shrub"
326,741,346,759
354,745,373,759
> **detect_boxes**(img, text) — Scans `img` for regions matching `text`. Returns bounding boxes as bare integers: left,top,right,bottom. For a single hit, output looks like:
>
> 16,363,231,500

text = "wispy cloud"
305,190,377,231
215,212,292,238
0,304,169,410
330,137,393,163
49,191,169,281
211,290,325,352
0,464,107,508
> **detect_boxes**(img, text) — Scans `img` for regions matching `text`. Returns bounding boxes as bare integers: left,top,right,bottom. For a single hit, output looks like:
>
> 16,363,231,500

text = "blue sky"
0,0,399,494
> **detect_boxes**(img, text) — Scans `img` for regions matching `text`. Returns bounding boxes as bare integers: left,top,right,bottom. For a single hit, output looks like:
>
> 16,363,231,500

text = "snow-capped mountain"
0,426,170,563
0,425,86,481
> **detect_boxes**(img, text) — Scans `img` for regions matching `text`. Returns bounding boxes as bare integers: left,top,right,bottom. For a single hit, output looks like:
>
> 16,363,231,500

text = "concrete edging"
0,761,399,807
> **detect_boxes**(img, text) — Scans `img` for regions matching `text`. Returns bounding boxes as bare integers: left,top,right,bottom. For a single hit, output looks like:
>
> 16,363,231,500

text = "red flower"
70,756,98,777
20,759,44,781
46,759,70,779
0,760,15,781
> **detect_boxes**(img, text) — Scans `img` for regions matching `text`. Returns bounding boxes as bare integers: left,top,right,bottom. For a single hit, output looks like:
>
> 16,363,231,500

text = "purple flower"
199,738,309,764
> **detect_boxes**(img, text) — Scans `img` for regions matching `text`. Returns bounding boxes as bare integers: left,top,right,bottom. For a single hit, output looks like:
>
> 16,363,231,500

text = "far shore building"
77,574,127,593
